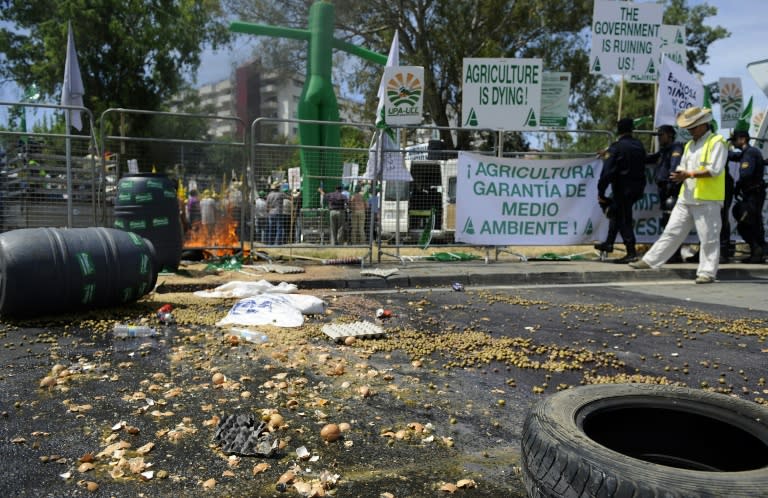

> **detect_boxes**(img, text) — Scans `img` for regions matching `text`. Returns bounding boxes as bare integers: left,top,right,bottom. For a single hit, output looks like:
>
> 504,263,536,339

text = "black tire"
521,384,768,498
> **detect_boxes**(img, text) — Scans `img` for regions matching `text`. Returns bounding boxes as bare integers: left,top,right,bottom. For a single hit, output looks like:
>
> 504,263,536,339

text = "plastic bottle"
113,324,158,338
229,328,268,343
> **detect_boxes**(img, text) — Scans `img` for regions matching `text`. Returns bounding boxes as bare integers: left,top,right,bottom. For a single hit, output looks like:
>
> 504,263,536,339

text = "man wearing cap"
646,125,684,261
630,107,728,284
729,129,766,263
595,117,647,263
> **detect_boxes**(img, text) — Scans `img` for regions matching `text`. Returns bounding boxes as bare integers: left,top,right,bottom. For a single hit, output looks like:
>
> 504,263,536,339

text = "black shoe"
747,246,765,263
594,242,614,252
613,254,639,264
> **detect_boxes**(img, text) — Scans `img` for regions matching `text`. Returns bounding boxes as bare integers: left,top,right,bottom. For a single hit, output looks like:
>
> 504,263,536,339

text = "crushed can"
451,282,464,292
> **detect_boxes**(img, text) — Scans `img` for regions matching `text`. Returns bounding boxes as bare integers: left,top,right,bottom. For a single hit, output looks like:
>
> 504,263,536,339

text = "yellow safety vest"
683,133,726,201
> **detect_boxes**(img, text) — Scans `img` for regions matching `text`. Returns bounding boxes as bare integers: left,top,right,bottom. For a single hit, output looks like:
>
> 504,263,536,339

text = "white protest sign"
462,58,542,130
382,66,425,126
454,151,696,246
719,77,743,129
540,72,571,128
590,0,663,77
653,56,703,128
629,24,686,83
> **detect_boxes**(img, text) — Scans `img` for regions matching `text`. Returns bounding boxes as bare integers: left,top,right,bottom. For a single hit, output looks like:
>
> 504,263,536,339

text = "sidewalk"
156,257,768,293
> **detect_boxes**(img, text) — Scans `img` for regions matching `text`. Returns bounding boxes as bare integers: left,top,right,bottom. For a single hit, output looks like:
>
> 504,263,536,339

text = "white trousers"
642,202,721,279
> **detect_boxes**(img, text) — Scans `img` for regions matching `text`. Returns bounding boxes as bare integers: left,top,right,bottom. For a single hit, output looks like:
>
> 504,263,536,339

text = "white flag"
364,31,412,182
653,55,703,129
61,21,84,131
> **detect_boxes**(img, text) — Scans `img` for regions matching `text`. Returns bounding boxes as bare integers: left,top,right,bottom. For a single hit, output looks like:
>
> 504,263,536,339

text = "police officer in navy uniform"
647,125,684,228
729,129,766,263
646,125,684,261
596,117,648,263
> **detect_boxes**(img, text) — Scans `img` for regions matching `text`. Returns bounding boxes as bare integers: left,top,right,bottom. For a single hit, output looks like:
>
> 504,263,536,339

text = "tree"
224,0,602,151
0,0,231,134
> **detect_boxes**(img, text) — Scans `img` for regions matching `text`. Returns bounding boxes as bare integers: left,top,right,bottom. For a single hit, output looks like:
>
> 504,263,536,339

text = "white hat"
676,107,712,129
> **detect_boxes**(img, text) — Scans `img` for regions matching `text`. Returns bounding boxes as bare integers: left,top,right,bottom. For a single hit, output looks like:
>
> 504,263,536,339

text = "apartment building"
192,59,362,140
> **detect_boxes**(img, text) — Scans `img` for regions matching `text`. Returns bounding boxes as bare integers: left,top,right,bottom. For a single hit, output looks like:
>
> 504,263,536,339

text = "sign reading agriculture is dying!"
382,66,424,126
455,151,675,246
462,58,543,130
591,0,663,78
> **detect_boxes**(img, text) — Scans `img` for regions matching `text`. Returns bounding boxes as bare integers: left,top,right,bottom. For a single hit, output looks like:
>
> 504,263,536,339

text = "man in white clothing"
629,107,727,284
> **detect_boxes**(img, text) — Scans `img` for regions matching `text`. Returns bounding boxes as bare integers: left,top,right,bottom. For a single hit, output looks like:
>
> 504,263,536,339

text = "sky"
2,0,767,128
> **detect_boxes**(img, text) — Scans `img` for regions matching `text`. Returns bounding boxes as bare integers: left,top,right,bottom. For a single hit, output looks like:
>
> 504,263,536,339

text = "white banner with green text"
455,151,671,245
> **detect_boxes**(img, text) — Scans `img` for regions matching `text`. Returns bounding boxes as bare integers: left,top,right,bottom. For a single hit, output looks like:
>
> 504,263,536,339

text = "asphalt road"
0,278,766,497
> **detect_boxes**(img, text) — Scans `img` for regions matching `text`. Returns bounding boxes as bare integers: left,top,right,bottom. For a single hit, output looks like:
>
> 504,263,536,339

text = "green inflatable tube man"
231,1,387,208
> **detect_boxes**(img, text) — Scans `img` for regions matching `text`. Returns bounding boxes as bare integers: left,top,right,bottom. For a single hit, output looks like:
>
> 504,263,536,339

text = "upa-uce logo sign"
385,71,422,117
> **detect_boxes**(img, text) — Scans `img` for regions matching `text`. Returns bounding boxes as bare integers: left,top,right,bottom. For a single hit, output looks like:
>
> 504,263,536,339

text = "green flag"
734,96,752,133
703,85,719,132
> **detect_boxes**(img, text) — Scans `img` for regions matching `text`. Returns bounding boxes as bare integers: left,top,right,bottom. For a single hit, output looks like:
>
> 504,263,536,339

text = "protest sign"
541,72,571,128
719,77,743,129
654,56,703,128
462,58,542,130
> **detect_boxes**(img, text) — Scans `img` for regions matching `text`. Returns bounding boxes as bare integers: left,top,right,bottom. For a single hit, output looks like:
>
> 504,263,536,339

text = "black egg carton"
213,413,278,457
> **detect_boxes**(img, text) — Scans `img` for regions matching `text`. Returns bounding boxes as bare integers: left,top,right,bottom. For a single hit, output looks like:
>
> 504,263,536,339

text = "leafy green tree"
225,0,601,151
0,0,230,134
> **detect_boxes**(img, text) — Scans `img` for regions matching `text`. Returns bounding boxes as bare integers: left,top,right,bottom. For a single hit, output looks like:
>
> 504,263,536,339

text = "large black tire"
521,384,768,498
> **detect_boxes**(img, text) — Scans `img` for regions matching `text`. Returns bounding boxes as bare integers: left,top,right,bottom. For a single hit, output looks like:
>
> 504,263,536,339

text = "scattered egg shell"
296,446,310,460
278,470,295,484
141,470,154,480
84,481,99,492
212,373,225,385
343,336,356,346
252,463,270,475
202,478,216,489
78,462,95,473
457,479,477,488
40,376,57,388
440,483,457,493
338,422,351,432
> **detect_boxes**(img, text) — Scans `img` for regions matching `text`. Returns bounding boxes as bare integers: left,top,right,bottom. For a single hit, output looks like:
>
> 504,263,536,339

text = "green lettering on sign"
465,108,478,127
462,217,475,234
129,220,147,230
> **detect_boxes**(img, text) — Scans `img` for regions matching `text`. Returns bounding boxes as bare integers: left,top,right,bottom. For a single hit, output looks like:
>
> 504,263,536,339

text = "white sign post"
382,66,424,126
462,58,543,130
590,0,663,78
719,77,743,129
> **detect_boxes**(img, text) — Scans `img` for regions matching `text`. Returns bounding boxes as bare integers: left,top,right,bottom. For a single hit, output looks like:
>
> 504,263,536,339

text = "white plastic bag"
194,280,298,298
216,294,326,328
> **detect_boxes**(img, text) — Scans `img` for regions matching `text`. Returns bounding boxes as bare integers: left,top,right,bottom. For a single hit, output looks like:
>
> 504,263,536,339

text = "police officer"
596,117,647,263
646,125,684,262
729,129,766,263
647,125,684,227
